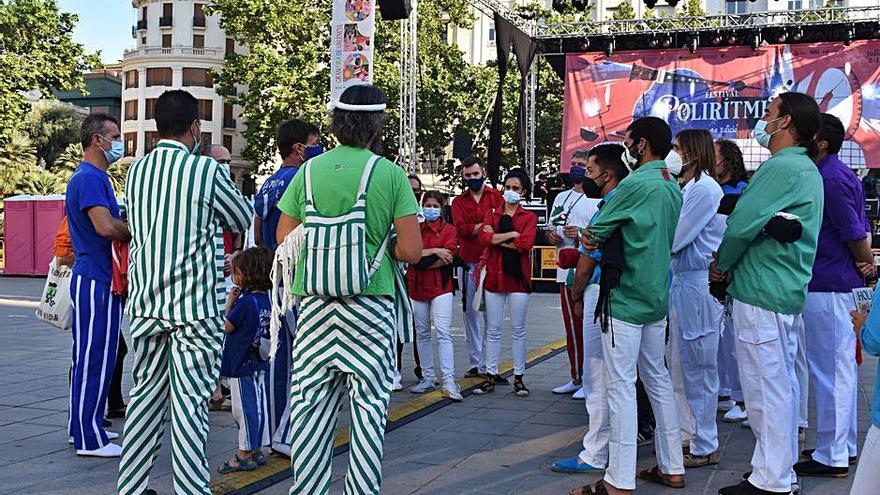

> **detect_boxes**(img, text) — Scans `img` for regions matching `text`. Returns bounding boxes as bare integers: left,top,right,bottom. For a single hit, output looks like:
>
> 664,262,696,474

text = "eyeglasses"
217,159,232,165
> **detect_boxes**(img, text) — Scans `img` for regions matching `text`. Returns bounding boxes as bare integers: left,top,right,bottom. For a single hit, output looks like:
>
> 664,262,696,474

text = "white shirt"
549,189,600,283
671,174,725,274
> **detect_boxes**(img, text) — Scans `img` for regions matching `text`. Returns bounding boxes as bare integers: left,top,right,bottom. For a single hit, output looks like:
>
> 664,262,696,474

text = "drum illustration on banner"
331,0,375,102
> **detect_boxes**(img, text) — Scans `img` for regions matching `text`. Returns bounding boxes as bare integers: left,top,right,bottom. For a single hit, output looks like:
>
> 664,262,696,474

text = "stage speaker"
377,0,412,20
452,134,474,160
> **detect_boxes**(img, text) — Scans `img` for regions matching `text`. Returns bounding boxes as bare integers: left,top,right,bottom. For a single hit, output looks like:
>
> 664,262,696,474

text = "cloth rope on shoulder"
269,225,304,360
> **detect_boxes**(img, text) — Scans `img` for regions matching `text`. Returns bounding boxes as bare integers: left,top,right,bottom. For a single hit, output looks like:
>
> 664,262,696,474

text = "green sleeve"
388,162,419,219
716,168,791,272
587,181,643,242
277,168,305,222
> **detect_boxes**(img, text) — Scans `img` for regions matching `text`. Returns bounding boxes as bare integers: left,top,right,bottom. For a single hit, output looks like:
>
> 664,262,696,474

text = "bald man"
208,144,232,165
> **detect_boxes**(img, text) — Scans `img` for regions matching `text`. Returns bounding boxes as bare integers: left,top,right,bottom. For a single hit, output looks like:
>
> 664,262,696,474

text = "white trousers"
850,425,880,494
603,317,684,490
578,285,609,468
668,270,722,456
803,292,859,466
412,293,455,382
794,314,809,429
718,312,744,402
230,371,270,452
732,299,799,493
458,263,486,371
484,291,529,376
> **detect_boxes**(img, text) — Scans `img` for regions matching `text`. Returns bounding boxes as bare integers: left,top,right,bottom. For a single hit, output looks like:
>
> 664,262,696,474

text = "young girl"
407,191,462,401
218,247,273,473
850,294,879,492
474,169,538,397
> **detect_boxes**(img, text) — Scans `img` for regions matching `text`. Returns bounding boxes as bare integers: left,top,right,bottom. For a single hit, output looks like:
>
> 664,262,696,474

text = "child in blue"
850,288,880,492
219,247,274,473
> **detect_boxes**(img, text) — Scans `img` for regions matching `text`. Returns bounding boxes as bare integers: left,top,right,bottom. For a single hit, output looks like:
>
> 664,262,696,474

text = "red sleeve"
512,211,537,253
441,224,458,251
477,210,495,248
451,196,476,239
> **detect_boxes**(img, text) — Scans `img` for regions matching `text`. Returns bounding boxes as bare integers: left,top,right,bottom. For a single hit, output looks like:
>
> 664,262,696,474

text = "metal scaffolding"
398,0,418,174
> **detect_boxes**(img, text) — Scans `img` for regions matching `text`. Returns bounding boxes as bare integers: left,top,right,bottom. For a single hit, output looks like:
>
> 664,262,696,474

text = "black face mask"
582,177,603,199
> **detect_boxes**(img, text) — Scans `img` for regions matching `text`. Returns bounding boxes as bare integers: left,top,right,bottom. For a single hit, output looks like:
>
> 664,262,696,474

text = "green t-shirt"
277,145,419,297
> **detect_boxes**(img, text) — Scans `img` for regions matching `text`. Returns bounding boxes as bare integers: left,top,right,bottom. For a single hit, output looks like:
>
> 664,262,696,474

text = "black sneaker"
800,448,857,465
471,380,495,395
463,367,481,378
492,374,510,385
513,376,529,397
739,473,800,494
793,459,848,478
719,480,783,495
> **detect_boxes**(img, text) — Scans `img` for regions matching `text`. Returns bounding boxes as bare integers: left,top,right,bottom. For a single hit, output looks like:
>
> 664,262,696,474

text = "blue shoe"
551,456,605,474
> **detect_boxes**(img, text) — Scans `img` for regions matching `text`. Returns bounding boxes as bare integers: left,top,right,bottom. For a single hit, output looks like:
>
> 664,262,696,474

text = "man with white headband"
275,84,422,495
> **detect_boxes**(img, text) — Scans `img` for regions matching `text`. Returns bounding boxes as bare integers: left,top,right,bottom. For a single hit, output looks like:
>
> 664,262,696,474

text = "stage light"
873,23,880,38
572,0,589,11
751,32,761,50
667,0,679,6
791,28,803,41
727,33,737,44
605,39,615,57
844,26,854,45
579,38,590,51
711,33,722,45
644,0,658,7
687,36,698,54
662,35,672,48
649,36,659,48
553,0,568,13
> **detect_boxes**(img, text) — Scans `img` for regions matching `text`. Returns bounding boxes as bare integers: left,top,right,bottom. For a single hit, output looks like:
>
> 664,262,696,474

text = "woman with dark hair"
407,190,462,401
667,129,725,469
712,92,824,495
473,168,537,397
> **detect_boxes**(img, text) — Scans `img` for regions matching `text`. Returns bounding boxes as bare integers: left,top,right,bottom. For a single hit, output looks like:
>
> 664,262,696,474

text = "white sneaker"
722,405,748,423
441,379,463,402
392,371,403,392
717,399,736,412
76,442,122,457
69,431,119,445
409,378,435,394
552,380,580,394
571,387,585,400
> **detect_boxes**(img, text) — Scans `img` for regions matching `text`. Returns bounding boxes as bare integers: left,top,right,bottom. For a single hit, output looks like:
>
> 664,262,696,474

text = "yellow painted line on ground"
210,338,568,495
0,297,40,309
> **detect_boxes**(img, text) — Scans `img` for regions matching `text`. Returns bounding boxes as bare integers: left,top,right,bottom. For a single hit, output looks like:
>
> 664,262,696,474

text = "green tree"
0,132,37,196
613,0,637,20
53,142,129,194
0,0,99,145
24,100,84,169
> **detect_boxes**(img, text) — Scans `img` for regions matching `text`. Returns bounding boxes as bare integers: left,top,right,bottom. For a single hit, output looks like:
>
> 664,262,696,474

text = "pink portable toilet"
33,196,66,275
4,196,36,275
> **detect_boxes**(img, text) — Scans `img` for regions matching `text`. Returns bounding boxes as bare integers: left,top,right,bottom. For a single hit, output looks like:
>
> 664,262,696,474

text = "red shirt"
477,205,537,293
407,220,458,302
451,187,504,263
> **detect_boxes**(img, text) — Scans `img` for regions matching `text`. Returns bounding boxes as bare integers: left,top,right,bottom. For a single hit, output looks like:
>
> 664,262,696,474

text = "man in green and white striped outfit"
117,90,254,495
276,84,422,495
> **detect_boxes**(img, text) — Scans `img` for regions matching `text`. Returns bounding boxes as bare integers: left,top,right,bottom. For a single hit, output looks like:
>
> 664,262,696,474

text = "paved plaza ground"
0,276,872,494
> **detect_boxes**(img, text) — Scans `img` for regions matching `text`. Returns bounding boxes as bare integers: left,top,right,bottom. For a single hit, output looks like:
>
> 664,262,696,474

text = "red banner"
561,41,880,171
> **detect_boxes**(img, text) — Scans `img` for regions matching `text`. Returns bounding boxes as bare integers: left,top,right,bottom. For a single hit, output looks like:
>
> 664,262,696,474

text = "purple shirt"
808,154,871,292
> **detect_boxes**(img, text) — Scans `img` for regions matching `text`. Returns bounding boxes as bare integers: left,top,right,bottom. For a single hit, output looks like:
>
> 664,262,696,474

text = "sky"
58,0,135,65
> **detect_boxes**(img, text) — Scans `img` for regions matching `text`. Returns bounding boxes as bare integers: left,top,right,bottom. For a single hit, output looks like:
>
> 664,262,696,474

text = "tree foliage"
613,0,637,20
24,100,84,169
0,0,99,145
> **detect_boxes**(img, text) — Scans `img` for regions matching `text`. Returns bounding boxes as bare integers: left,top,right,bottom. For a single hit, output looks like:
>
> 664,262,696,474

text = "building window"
226,38,235,56
194,3,206,27
224,103,236,128
488,22,496,42
183,68,212,87
440,25,449,45
145,131,160,153
726,1,747,13
160,2,173,26
201,132,212,147
124,132,137,156
162,34,172,48
788,0,803,9
197,99,213,121
223,134,233,152
124,100,138,120
141,36,146,45
145,98,157,120
124,70,139,89
146,67,173,86
193,34,204,49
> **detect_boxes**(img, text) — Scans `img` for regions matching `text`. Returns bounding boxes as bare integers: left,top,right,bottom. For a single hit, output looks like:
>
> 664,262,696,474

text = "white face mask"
665,150,684,176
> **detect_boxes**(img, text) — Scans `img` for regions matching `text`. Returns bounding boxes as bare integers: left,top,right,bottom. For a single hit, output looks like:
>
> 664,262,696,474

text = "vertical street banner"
561,41,880,171
331,0,376,103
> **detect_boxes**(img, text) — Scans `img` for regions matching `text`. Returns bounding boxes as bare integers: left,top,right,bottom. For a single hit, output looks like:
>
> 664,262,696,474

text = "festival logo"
345,0,373,22
344,23,372,51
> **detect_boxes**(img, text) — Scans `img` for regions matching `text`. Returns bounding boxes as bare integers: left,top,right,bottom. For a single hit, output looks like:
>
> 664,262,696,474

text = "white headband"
332,101,387,112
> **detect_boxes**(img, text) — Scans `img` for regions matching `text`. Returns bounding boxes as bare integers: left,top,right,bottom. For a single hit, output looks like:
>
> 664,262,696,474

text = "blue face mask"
100,136,125,165
465,177,485,192
422,207,441,222
503,189,522,205
569,165,586,184
304,144,324,160
190,122,202,155
752,117,782,149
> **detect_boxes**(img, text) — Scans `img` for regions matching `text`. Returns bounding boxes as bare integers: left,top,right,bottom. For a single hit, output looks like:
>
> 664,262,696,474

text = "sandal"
218,455,258,474
569,480,612,495
471,380,495,395
513,377,530,397
637,465,685,489
253,451,267,465
683,452,718,468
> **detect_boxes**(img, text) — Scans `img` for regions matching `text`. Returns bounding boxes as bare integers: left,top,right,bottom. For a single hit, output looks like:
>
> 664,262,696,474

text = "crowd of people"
55,82,880,495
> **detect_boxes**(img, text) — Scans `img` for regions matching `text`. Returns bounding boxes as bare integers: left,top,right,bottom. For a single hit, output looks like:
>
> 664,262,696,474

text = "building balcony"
159,16,173,27
223,117,236,129
137,19,147,30
193,16,206,28
123,46,223,61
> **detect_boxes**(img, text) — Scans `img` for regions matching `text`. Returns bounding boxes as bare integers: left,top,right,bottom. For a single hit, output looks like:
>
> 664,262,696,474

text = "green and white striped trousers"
287,295,396,495
117,317,224,495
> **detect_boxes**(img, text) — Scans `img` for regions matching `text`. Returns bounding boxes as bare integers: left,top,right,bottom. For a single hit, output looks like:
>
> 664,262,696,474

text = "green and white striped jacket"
124,140,254,326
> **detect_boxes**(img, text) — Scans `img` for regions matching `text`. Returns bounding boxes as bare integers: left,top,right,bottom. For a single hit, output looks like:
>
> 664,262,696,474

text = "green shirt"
125,140,254,325
587,160,682,325
716,146,824,315
277,145,419,297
